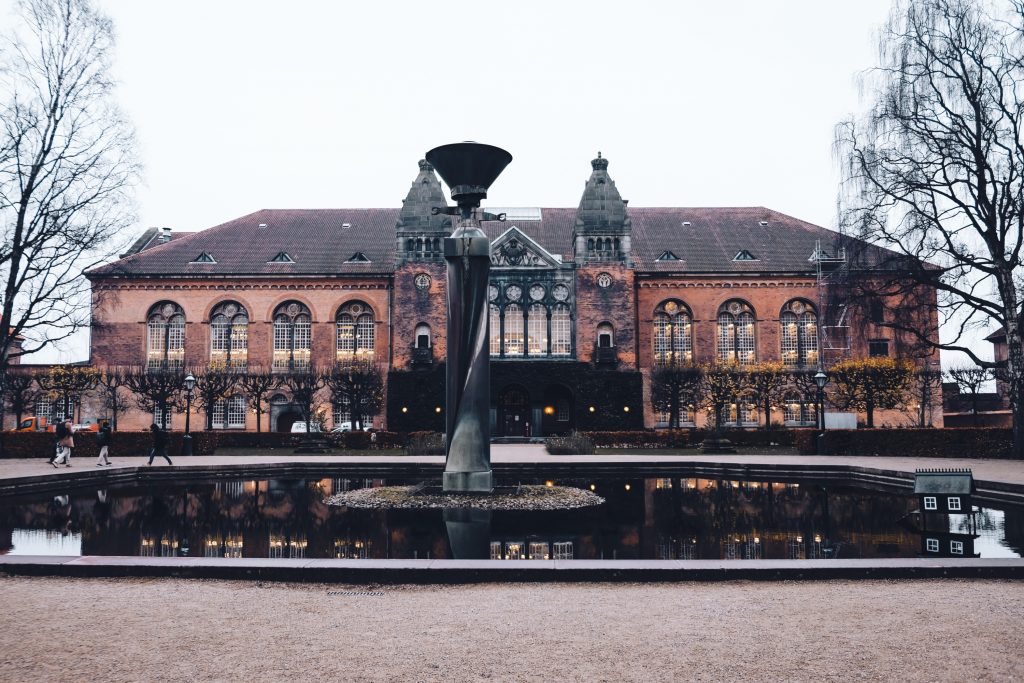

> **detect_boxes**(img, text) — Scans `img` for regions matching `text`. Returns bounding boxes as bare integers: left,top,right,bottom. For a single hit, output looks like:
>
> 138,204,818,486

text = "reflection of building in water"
489,540,574,560
334,537,370,559
140,532,180,557
205,533,244,558
268,530,307,559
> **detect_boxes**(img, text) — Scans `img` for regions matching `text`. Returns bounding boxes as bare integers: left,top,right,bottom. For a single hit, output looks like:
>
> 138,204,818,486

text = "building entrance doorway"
498,386,530,437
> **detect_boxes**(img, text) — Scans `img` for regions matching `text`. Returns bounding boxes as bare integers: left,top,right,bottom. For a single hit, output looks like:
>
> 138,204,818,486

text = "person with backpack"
147,423,173,466
95,421,113,467
51,420,75,468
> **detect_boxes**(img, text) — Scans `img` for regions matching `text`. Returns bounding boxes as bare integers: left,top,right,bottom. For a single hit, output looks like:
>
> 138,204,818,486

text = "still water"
1,476,1020,560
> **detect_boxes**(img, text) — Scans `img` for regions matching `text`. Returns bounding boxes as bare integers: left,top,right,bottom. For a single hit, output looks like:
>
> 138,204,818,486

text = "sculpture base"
443,470,493,493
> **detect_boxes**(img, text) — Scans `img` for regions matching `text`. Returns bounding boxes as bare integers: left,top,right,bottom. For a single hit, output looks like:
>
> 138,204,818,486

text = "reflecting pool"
1,476,1020,560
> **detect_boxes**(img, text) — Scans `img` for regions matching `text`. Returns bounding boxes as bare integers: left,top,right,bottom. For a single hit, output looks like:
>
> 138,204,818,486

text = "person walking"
52,419,75,468
96,421,113,467
147,423,173,466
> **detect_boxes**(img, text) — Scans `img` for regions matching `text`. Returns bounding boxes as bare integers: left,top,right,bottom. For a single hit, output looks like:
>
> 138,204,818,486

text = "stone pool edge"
2,556,1023,583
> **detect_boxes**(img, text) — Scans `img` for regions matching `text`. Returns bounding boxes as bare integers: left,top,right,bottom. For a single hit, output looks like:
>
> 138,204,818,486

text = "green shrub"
406,431,445,455
545,431,595,455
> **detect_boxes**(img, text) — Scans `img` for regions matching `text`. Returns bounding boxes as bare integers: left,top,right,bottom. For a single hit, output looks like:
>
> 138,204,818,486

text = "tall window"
212,395,247,429
653,300,693,366
336,301,375,362
210,301,248,370
551,304,571,356
716,300,756,365
489,304,501,356
782,392,817,426
147,302,185,371
779,300,818,367
527,304,547,355
273,301,312,372
504,304,524,356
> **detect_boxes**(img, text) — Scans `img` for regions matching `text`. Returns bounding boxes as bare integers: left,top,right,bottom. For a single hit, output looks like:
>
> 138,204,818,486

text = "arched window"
783,392,817,426
414,323,431,349
597,322,614,348
147,301,186,371
210,301,248,370
272,301,312,372
336,301,375,362
653,300,693,366
780,300,819,367
527,304,547,355
551,304,571,356
504,304,524,356
716,300,757,366
489,304,501,356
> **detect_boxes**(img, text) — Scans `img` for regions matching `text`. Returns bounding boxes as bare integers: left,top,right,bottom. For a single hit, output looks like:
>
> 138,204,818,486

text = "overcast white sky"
4,0,995,366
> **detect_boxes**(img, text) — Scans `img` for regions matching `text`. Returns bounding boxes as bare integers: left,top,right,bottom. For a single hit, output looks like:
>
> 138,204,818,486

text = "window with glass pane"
272,301,312,372
736,312,756,365
504,304,524,356
210,302,248,369
800,311,819,366
780,311,800,366
653,301,692,366
528,542,549,559
551,304,571,356
336,313,355,355
336,302,376,362
552,541,573,560
739,401,758,426
212,399,226,428
783,394,816,425
227,395,246,428
528,304,546,355
35,399,52,423
780,301,818,367
489,304,501,356
716,312,735,363
717,301,756,366
147,302,186,371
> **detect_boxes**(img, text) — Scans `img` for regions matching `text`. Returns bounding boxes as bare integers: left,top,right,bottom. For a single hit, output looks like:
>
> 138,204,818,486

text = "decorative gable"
490,226,562,268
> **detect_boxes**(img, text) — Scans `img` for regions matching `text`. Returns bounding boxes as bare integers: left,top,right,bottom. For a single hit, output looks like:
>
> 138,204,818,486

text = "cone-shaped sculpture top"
425,142,512,209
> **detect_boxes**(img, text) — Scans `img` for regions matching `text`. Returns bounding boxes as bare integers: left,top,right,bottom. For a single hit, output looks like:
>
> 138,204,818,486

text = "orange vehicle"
14,417,49,432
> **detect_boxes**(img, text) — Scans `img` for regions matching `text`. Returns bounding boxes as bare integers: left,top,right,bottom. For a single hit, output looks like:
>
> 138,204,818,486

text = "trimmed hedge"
581,430,691,449
0,430,218,459
545,432,596,455
0,429,407,458
794,428,1014,459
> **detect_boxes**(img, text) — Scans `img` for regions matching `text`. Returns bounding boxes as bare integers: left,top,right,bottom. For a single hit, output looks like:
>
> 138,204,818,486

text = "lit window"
336,302,375,361
552,542,573,560
950,540,964,555
212,397,247,430
504,304,524,356
505,542,524,560
556,404,570,422
551,304,571,356
528,304,547,355
716,301,757,366
948,497,961,511
783,393,817,425
926,538,939,553
528,542,549,560
272,301,311,372
780,300,818,367
653,300,693,366
210,301,248,370
489,304,501,356
924,496,937,510
869,340,890,358
147,301,186,371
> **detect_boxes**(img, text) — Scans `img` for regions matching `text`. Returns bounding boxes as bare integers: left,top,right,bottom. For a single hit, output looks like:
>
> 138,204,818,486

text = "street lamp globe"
183,373,196,391
813,370,828,390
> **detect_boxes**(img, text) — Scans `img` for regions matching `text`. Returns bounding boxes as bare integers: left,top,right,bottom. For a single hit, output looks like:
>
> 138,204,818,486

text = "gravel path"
0,577,1021,682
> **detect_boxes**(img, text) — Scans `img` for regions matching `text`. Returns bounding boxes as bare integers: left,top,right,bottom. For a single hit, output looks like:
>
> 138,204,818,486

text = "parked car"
330,422,372,433
290,421,323,433
14,417,48,432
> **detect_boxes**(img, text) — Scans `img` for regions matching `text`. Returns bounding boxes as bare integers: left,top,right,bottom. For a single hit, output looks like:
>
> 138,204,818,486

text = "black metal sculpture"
425,142,513,492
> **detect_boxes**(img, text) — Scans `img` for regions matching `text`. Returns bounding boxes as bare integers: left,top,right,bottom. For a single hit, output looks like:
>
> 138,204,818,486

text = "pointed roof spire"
576,152,629,233
397,159,451,233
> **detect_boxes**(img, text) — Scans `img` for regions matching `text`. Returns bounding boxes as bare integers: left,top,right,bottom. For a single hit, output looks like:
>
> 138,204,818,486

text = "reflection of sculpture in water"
443,508,492,559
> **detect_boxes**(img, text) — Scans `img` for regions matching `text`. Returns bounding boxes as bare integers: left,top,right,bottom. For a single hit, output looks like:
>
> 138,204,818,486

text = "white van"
290,421,322,433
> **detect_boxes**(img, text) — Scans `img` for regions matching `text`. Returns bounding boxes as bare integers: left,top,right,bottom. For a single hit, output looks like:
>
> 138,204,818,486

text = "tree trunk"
256,407,261,433
866,397,875,428
763,397,771,430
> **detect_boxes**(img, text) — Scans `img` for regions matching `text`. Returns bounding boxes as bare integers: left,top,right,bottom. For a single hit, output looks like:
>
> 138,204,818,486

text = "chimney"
159,227,172,243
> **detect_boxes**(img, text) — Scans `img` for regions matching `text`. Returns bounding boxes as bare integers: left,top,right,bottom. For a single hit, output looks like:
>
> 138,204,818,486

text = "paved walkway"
2,444,1022,486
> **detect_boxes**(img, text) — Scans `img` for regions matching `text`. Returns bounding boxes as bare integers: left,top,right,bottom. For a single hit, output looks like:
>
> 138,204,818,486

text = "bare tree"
649,363,702,429
37,365,97,423
0,0,138,372
1,367,39,427
325,361,384,431
124,366,184,429
946,365,995,425
191,368,237,431
829,358,914,427
280,368,327,433
836,0,1024,455
95,365,130,430
911,366,945,427
238,367,280,433
744,362,789,430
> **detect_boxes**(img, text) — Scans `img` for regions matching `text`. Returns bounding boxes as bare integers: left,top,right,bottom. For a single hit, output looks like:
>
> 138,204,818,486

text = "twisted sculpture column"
443,218,492,492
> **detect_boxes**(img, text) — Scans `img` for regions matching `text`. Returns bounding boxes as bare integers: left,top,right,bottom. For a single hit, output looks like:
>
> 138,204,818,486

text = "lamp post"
182,372,196,456
813,369,828,454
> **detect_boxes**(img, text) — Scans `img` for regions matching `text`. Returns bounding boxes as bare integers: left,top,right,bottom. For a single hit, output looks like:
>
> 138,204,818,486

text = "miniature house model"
914,468,974,514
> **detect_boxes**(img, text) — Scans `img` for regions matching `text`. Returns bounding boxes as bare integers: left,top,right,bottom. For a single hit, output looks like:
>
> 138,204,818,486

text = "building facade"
84,154,940,432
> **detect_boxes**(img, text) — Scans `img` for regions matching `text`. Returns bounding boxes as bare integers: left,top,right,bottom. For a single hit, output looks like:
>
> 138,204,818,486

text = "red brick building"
84,154,940,432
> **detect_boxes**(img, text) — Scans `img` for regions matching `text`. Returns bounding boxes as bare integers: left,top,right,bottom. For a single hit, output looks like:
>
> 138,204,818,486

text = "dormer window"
268,252,295,264
733,250,758,261
656,250,680,261
191,252,217,263
346,252,371,263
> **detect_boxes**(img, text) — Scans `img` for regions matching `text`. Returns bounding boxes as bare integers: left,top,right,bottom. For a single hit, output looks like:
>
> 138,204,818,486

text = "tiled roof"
91,206,869,278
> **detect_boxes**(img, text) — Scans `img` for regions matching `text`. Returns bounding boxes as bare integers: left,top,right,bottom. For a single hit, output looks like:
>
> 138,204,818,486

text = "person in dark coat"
96,421,112,467
147,423,173,466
